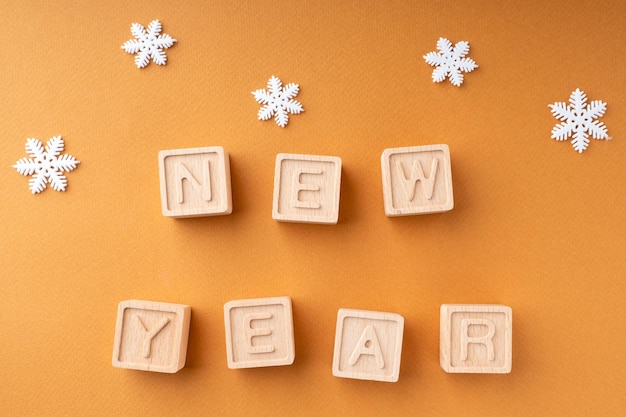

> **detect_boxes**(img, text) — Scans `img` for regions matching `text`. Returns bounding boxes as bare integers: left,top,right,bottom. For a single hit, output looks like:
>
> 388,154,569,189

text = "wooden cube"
224,296,295,369
159,146,232,218
272,153,342,224
332,309,404,382
381,144,453,216
112,300,191,373
440,304,512,373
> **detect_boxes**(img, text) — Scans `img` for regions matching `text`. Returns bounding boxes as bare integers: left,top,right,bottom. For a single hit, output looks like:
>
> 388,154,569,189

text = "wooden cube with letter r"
440,304,512,373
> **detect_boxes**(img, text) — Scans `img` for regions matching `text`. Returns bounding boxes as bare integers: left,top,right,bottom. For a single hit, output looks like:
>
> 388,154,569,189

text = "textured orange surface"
1,1,625,416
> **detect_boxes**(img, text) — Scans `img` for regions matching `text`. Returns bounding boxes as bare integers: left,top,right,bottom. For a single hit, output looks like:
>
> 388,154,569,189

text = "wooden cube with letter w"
381,144,453,216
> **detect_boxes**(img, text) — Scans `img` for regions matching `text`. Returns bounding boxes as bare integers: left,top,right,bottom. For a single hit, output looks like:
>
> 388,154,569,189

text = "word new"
112,298,512,380
158,144,454,222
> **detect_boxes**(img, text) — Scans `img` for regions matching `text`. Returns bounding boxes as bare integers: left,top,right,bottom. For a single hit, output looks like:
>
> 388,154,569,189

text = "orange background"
1,1,625,416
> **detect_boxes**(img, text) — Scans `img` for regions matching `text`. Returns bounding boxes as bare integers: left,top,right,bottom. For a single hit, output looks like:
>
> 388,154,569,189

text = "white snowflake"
423,37,478,87
121,19,176,68
13,136,80,194
548,89,609,153
252,76,304,128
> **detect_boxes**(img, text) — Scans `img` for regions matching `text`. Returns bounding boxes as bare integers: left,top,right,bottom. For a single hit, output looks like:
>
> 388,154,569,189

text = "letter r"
460,318,496,361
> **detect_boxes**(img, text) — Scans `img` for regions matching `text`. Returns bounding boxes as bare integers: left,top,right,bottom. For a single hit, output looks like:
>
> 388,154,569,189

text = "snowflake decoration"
252,75,304,128
423,37,478,87
13,136,80,194
121,19,176,68
548,89,609,153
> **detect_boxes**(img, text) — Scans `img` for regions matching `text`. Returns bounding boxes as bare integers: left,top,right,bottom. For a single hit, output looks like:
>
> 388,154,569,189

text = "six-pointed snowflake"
122,19,176,68
423,37,478,87
548,89,609,153
252,76,304,128
13,136,80,194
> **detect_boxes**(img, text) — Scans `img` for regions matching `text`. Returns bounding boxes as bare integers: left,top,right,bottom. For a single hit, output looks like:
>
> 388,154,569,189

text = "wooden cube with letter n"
224,296,295,369
440,304,512,373
332,309,404,382
159,146,232,217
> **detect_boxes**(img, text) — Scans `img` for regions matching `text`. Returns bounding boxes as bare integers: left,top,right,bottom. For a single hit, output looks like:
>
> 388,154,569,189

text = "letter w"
396,158,438,201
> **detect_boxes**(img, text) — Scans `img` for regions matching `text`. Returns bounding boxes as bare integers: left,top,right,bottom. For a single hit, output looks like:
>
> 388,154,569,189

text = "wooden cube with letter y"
112,300,191,373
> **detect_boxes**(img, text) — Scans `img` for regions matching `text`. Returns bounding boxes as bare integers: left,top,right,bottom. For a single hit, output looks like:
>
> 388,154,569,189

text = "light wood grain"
440,304,512,373
112,300,191,373
159,146,232,218
272,153,342,224
332,308,404,382
224,296,295,369
381,144,453,216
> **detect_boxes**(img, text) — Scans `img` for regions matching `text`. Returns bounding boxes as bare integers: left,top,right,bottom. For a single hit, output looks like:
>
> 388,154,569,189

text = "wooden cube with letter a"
159,146,232,217
332,309,404,382
440,304,512,373
272,153,342,224
224,296,295,369
381,144,453,216
112,300,191,373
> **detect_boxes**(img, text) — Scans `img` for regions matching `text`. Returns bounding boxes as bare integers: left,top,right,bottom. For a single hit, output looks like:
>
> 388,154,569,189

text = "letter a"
175,161,212,204
397,158,438,201
348,325,385,369
460,318,496,361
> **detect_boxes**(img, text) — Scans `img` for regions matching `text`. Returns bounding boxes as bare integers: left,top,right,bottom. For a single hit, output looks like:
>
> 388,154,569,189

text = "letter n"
175,161,212,204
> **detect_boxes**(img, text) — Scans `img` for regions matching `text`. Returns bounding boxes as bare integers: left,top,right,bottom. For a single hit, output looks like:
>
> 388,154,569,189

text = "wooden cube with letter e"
272,153,342,224
224,296,295,369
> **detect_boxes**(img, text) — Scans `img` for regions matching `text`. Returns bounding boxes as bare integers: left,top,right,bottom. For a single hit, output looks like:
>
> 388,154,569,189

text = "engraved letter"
175,161,212,204
244,312,275,354
136,316,170,358
460,318,496,361
348,325,385,369
396,158,438,201
291,167,323,209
